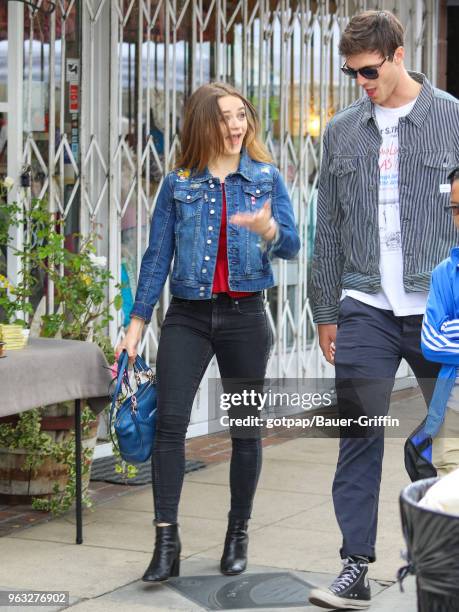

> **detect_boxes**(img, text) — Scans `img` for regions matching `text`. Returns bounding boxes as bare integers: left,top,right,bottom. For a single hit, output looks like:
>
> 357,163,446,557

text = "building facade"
0,0,449,438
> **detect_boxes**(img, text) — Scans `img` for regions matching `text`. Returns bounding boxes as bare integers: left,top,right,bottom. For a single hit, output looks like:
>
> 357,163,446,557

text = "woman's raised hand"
229,201,278,242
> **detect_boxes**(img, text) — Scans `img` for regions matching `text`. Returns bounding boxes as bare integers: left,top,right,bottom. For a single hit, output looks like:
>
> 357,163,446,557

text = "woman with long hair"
116,82,300,582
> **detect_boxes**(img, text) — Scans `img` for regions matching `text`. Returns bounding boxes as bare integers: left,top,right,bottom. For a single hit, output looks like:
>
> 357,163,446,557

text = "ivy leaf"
114,295,123,311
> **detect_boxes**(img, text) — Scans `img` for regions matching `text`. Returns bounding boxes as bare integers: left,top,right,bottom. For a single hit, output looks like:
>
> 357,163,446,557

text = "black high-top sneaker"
308,555,371,610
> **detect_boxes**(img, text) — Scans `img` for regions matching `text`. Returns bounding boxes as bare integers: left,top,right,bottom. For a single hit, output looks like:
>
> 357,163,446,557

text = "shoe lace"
330,559,363,593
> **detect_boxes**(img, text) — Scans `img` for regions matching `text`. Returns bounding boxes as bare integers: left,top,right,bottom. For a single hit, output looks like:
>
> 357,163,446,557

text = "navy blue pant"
152,293,272,524
333,297,440,562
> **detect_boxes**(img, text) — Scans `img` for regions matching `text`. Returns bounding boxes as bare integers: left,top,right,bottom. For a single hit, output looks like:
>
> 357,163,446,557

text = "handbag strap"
116,350,130,395
109,350,129,450
133,354,151,373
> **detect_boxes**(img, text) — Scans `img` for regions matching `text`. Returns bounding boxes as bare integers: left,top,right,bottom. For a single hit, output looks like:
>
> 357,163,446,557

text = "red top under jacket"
212,184,252,298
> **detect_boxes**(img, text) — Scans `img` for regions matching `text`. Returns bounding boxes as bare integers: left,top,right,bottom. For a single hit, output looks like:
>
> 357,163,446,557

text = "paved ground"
0,389,425,611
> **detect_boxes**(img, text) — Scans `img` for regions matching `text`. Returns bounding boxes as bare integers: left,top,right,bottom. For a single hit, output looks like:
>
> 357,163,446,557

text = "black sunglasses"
341,56,389,80
444,203,459,216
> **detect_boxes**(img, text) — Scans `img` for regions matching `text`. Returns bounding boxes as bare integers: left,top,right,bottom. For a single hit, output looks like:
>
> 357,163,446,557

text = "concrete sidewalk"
0,391,424,611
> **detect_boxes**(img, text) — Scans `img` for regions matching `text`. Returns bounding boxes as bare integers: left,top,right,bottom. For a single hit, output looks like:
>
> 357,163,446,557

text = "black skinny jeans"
152,292,273,524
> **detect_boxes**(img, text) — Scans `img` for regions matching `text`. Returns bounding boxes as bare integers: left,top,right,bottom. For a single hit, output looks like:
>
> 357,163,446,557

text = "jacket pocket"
422,151,456,171
174,189,203,221
422,151,458,184
329,156,358,205
242,183,272,211
241,183,272,274
421,150,458,209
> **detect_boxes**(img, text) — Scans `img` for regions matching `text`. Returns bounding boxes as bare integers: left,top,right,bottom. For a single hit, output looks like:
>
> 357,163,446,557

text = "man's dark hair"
339,10,405,58
449,167,459,184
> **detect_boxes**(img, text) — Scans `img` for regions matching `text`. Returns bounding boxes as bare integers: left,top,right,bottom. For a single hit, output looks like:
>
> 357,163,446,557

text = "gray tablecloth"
0,337,113,417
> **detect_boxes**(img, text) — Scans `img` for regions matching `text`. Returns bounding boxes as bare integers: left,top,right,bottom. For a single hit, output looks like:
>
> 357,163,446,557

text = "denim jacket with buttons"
131,149,300,323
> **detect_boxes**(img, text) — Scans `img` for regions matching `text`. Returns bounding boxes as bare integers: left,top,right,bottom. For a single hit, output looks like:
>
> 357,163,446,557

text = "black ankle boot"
142,524,181,582
220,518,249,576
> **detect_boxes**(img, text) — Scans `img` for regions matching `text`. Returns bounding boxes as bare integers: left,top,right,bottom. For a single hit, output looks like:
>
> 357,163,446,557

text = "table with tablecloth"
0,337,112,543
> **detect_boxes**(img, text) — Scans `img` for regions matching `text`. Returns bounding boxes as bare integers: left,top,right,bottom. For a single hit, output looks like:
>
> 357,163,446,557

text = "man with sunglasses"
421,168,459,478
309,9,459,611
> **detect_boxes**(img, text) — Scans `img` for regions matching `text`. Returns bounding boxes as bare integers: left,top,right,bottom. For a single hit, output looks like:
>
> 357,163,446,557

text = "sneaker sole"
309,588,371,610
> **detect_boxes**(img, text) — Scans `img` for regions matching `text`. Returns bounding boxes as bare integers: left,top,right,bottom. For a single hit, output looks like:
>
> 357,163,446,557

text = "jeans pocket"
234,295,265,316
337,296,351,326
166,297,194,317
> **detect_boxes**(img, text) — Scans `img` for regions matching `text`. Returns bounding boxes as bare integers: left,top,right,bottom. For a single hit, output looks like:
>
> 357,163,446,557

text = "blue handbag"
109,350,157,463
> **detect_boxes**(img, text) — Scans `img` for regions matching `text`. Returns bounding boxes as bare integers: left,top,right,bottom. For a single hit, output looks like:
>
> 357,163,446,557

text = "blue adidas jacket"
421,247,459,436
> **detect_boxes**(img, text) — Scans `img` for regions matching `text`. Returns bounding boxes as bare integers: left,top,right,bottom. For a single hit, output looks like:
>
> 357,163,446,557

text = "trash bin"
399,477,459,611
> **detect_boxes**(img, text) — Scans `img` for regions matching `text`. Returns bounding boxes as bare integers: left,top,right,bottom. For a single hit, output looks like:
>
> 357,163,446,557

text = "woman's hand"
115,317,145,364
230,201,278,242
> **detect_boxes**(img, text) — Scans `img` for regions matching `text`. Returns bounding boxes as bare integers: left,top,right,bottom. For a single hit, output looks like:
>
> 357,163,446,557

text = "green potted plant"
0,406,98,513
0,183,123,513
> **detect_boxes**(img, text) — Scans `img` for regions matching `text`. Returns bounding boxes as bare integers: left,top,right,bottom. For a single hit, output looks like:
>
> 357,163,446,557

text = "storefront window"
23,4,79,215
20,4,80,311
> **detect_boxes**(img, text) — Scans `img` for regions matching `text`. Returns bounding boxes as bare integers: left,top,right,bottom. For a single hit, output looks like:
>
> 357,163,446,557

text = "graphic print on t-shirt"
380,200,402,252
378,122,402,254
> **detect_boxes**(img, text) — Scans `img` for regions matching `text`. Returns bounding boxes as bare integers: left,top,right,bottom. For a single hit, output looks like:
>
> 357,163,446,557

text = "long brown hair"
175,82,272,172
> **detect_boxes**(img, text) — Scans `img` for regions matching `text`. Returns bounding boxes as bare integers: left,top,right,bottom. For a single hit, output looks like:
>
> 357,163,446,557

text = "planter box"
0,411,99,505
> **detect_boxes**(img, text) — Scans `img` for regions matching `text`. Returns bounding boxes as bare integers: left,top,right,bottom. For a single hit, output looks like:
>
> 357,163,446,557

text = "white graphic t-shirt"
345,98,429,315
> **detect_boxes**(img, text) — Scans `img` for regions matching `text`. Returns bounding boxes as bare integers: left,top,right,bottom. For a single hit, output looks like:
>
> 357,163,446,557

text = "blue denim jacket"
131,150,300,322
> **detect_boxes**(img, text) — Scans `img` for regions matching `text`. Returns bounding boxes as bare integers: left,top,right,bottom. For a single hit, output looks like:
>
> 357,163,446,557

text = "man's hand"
318,323,337,365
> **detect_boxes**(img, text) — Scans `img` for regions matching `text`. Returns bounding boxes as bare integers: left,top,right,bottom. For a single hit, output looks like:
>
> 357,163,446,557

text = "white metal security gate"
5,0,439,437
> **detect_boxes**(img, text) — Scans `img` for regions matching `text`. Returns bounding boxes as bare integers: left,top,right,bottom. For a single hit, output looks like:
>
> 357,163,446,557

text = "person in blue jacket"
421,166,459,476
116,82,300,583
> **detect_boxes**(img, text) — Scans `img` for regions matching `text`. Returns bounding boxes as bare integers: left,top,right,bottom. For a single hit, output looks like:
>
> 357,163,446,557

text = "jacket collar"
450,247,459,267
190,148,253,183
235,148,253,181
361,71,433,129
